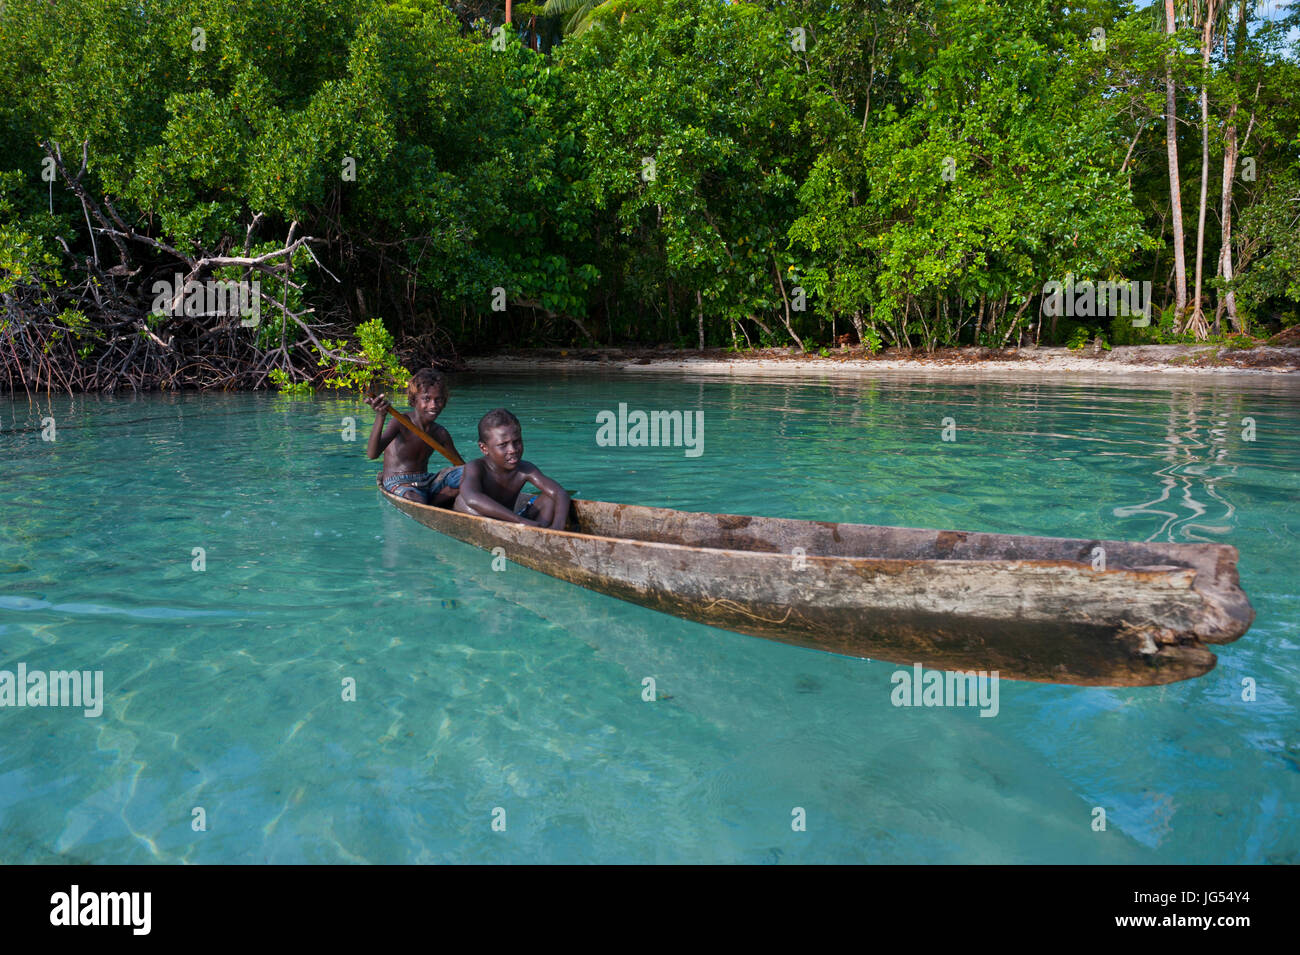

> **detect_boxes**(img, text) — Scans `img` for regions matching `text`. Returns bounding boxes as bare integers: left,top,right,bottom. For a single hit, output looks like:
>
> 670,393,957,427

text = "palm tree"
1144,0,1248,339
1160,0,1190,328
1216,0,1252,333
1186,0,1235,339
541,0,616,35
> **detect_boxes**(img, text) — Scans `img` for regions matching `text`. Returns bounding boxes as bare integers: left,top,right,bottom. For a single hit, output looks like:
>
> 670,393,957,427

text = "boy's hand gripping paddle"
367,389,465,466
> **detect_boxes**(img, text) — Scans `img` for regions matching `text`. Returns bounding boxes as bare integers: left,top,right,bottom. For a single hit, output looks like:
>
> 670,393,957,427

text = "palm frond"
542,0,596,18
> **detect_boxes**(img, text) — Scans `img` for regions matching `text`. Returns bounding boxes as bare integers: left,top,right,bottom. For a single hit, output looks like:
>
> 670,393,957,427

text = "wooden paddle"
367,390,465,466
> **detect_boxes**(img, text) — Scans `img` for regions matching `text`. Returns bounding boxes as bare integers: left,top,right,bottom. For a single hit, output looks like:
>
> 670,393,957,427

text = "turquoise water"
1,371,1297,863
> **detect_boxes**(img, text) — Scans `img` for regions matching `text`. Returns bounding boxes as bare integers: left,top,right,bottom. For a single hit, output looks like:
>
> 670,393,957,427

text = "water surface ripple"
1,372,1296,863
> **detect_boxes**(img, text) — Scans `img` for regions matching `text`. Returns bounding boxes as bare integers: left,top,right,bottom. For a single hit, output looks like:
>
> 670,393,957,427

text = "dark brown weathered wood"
378,484,1254,686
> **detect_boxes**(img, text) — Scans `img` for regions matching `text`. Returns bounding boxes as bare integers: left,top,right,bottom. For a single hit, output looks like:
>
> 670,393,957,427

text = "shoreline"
465,344,1300,381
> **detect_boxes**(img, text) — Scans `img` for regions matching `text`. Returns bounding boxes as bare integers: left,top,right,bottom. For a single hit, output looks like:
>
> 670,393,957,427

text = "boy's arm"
520,463,571,530
458,461,532,524
431,423,463,465
364,394,403,460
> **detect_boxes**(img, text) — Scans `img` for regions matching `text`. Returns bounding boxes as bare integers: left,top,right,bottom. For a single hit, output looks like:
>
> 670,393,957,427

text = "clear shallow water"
1,371,1297,864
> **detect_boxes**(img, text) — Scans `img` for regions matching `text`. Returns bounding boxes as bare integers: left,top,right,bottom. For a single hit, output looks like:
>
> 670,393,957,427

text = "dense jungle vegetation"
1,0,1297,391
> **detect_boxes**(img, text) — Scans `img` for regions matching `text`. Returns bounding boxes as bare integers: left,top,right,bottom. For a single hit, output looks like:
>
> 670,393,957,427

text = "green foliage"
0,0,1297,382
1063,327,1111,352
268,367,315,397
320,318,411,395
1108,314,1146,347
1065,327,1091,351
1234,166,1300,323
558,0,830,345
57,308,96,339
791,0,1151,351
543,0,615,36
0,170,67,298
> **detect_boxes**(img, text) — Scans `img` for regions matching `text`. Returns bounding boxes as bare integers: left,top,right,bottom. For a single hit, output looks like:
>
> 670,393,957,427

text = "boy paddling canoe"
366,368,465,506
455,409,571,530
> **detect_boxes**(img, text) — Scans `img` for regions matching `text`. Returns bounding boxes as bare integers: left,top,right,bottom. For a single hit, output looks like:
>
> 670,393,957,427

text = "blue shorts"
515,494,539,516
383,466,463,501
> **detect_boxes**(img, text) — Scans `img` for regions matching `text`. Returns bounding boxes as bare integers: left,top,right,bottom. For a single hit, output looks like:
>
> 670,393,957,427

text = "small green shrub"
320,319,410,396
268,368,314,396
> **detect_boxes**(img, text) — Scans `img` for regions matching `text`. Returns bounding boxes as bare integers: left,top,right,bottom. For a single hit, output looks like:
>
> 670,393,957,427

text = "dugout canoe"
378,482,1253,686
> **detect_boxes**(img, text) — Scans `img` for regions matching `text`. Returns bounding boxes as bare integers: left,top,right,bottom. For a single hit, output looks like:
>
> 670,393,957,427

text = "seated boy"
454,409,571,530
366,368,465,506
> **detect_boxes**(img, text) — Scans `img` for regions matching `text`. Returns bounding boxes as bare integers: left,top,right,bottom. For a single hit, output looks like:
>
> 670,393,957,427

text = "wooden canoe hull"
379,486,1254,687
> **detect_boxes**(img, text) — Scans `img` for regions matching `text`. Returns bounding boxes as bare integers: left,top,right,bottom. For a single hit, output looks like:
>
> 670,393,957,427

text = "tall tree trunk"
1000,296,1033,347
1217,113,1239,335
771,258,805,352
1187,0,1218,339
861,22,878,132
747,312,775,339
850,308,866,345
1217,0,1248,333
696,290,704,351
1164,0,1189,324
666,276,675,342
